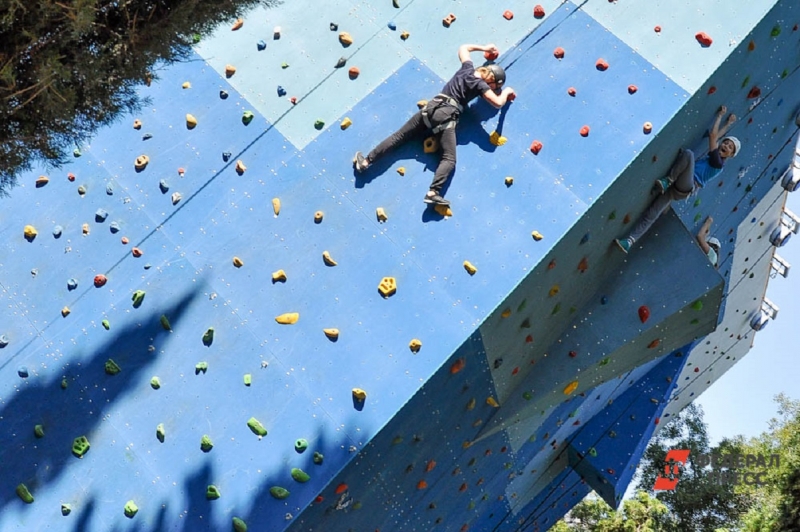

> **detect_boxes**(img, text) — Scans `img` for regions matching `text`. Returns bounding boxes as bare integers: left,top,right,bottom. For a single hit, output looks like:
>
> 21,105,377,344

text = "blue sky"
699,181,800,445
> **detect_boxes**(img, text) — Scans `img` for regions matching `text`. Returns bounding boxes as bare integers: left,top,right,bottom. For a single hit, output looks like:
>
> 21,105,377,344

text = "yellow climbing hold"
275,312,299,325
423,136,439,154
61,306,71,317
82,223,90,235
272,198,281,215
409,339,422,353
416,100,427,109
531,231,544,241
396,167,406,176
232,256,244,268
378,277,397,298
466,398,476,410
352,388,367,401
489,131,507,146
563,381,579,395
486,397,500,408
314,211,324,224
225,64,237,77
186,114,198,129
322,251,338,266
133,119,142,129
272,269,287,282
340,117,352,130
548,285,560,297
134,155,149,171
462,440,472,449
463,261,478,275
339,32,353,45
504,176,514,186
501,309,512,319
376,207,388,222
323,328,339,340
23,225,37,239
401,31,410,41
236,160,247,174
182,81,191,89
434,204,452,217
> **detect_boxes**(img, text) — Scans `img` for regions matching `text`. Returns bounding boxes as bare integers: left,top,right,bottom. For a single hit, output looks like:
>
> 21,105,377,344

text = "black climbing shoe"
353,152,368,173
423,192,450,206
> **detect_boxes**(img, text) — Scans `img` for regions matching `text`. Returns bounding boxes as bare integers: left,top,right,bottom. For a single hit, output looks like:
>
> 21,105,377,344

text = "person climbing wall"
353,43,516,207
696,216,722,268
615,105,739,253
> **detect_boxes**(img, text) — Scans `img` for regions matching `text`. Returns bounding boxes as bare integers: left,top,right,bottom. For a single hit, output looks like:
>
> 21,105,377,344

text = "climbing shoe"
353,151,368,173
423,191,450,206
653,177,671,194
614,238,632,254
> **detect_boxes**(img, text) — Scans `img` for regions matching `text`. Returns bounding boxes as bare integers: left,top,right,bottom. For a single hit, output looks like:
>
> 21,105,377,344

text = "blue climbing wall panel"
1,0,799,531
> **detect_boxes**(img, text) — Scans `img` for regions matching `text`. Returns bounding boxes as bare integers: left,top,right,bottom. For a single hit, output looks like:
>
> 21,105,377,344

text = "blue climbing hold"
159,179,169,193
223,152,231,162
0,334,9,348
580,232,590,244
18,367,28,378
600,296,608,305
106,183,114,195
277,86,287,97
95,209,108,222
53,225,63,238
257,40,267,50
143,133,153,141
67,278,78,291
109,221,120,233
220,90,229,99
388,21,397,30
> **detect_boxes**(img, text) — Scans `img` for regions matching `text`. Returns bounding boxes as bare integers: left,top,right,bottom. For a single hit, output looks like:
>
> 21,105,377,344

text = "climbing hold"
18,366,29,378
529,140,543,154
272,269,287,283
334,483,348,494
553,47,565,59
400,31,410,40
135,155,149,171
271,197,281,215
376,207,388,222
567,87,576,96
334,57,346,69
16,484,34,504
200,435,214,452
691,300,703,310
104,359,121,375
580,232,590,244
150,376,161,389
270,487,290,500
159,314,171,331
638,305,650,323
232,256,244,268
277,85,287,97
340,117,352,129
72,435,90,457
67,278,78,291
322,251,337,266
579,125,590,137
133,119,142,130
67,172,76,181
548,285,559,297
232,517,248,532
695,32,713,47
323,328,339,340
563,381,579,395
102,319,110,330
486,397,500,407
242,110,254,125
623,213,631,224
487,131,508,147
531,231,544,241
0,335,7,348
577,257,588,272
643,122,653,134
397,166,406,176
450,358,466,374
275,312,300,324
348,67,360,79
82,223,90,235
109,221,120,233
202,327,214,346
224,64,236,78
504,176,513,186
707,86,717,95
273,26,281,39
423,136,439,153
409,339,422,353
747,86,761,99
186,114,198,129
595,59,609,71
35,175,49,187
314,119,325,130
291,468,310,483
654,25,661,33
256,39,267,51
231,17,243,31
352,388,367,402
61,306,71,317
95,208,108,222
195,362,208,374
648,338,661,349
243,374,251,386
236,160,247,175
131,290,146,308
294,438,308,453
131,247,143,257
378,277,397,298
159,179,169,193
533,5,545,18
628,85,638,94
502,10,514,20
23,225,37,240
442,13,456,27
124,500,138,518
52,225,63,238
314,211,324,224
339,31,354,45
484,49,499,61
771,24,781,37
61,504,71,515
601,296,608,305
463,260,478,275
247,417,268,437
34,424,44,438
203,485,221,501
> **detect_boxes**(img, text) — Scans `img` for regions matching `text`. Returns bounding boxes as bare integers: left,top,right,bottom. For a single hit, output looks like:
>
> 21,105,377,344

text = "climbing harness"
421,94,463,134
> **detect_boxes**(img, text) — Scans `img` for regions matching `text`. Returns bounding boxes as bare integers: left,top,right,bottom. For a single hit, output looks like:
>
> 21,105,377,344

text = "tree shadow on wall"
0,288,202,518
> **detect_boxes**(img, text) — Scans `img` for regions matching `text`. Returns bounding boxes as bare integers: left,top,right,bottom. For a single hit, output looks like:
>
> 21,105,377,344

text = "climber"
696,216,721,267
615,105,739,254
352,43,516,206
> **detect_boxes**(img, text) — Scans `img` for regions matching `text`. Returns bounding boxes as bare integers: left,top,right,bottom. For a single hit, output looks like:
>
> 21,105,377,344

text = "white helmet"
707,237,721,250
722,136,741,157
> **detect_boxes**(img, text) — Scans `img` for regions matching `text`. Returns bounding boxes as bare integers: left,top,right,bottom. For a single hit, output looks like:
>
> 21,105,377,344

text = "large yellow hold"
275,312,299,325
186,114,198,129
23,225,38,239
463,261,478,275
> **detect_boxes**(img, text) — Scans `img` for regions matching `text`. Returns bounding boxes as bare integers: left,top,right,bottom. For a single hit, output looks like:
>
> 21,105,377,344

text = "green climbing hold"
206,485,221,500
73,148,81,157
242,111,254,125
551,303,561,315
771,24,781,37
16,483,34,504
201,435,214,452
61,503,72,516
269,486,290,500
608,210,616,220
291,468,310,483
150,376,161,389
131,290,146,308
741,75,750,88
569,306,577,314
102,319,110,330
160,314,172,330
34,424,45,438
352,501,363,510
232,517,248,532
104,359,121,375
468,501,475,510
195,362,208,374
313,451,324,465
781,69,788,79
745,183,753,192
294,438,308,453
156,423,166,443
693,198,701,207
522,391,532,400
61,378,68,389
192,33,201,44
588,447,598,457
517,299,527,313
691,300,703,311
72,435,90,457
243,374,252,386
599,357,610,366
314,119,325,130
247,417,267,437
124,500,138,518
202,327,214,346
694,213,702,223
690,318,699,324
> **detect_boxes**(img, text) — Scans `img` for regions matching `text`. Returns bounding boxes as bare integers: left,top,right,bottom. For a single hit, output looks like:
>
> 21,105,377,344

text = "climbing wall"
1,0,799,531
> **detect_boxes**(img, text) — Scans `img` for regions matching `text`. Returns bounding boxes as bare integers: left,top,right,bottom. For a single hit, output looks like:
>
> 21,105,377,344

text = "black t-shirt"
440,61,491,107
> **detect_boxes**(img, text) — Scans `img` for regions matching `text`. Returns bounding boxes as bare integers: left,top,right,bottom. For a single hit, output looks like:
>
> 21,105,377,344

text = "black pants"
366,106,458,194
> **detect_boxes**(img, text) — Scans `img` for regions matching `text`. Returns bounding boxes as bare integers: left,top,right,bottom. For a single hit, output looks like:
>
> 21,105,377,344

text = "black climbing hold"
335,57,346,68
142,133,153,140
220,90,229,99
223,152,232,162
493,358,503,369
330,22,338,31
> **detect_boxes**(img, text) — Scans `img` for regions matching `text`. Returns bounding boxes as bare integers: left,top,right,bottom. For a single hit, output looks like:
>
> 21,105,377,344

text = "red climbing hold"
511,366,519,375
348,67,360,79
503,10,513,20
568,351,577,358
548,260,556,270
553,47,565,59
484,49,499,61
417,480,428,490
334,483,348,494
748,40,755,51
638,305,650,323
94,275,108,288
314,495,324,504
579,125,590,137
694,366,700,373
525,335,533,343
747,86,761,99
707,86,717,95
627,85,638,94
595,58,609,71
648,338,661,349
290,96,298,105
695,32,713,47
577,257,588,272
530,140,543,155
533,5,545,18
654,417,660,425
450,358,466,374
654,25,661,33
567,87,576,96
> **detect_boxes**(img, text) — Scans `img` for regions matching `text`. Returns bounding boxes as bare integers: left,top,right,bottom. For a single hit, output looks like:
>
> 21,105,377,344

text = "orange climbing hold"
94,275,107,288
348,67,360,80
450,358,466,374
638,305,650,323
529,140,543,154
579,125,590,137
628,85,638,94
563,381,579,395
225,64,237,78
643,122,653,134
334,483,348,495
425,459,436,472
533,5,545,18
595,58,609,71
567,87,576,96
132,247,143,257
695,32,713,47
648,338,661,349
577,257,588,272
553,47,565,59
442,13,456,27
548,260,556,270
417,480,428,490
503,10,513,20
231,18,243,30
